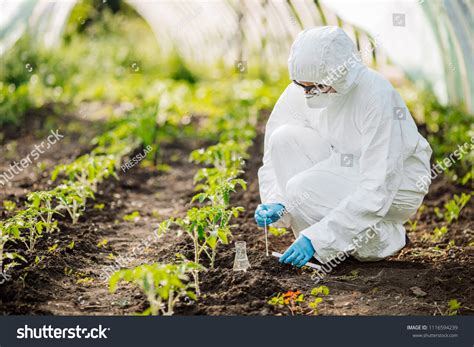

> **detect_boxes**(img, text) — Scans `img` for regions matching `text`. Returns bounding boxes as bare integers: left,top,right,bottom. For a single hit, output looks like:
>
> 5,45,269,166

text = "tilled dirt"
0,116,472,316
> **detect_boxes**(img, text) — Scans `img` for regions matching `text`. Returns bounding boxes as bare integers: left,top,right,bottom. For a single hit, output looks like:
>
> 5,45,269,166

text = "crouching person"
255,26,432,267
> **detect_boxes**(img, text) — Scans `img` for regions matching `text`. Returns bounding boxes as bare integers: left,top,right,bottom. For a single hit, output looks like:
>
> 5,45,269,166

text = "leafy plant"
123,211,140,222
109,262,203,315
15,208,44,253
308,286,330,315
447,299,461,315
268,290,304,315
94,203,105,210
443,193,471,224
407,219,417,233
192,168,246,206
0,220,23,272
2,200,17,213
432,226,448,242
52,154,119,192
27,191,60,233
54,183,94,224
174,205,242,293
268,286,330,316
269,226,288,237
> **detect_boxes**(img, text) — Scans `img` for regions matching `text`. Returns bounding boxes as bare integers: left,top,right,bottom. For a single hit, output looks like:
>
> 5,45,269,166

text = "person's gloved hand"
280,235,315,268
254,203,285,227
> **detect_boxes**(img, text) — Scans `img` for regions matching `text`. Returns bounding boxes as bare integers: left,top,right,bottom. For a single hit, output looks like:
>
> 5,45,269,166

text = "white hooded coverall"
258,27,432,263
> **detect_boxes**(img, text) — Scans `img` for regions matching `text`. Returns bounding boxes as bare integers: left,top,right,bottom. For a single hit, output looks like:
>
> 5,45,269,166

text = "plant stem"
72,200,78,224
193,229,201,296
0,238,4,272
210,246,216,269
29,227,35,252
166,290,174,316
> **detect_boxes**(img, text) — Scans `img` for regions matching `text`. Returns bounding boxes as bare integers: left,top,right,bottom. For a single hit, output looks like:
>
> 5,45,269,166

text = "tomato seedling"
109,262,203,315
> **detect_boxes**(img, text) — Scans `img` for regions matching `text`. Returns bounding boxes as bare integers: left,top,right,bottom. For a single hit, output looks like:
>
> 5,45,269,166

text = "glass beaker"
233,241,250,272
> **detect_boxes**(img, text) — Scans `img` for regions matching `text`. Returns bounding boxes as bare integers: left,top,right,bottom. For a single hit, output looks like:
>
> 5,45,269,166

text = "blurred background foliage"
0,0,472,185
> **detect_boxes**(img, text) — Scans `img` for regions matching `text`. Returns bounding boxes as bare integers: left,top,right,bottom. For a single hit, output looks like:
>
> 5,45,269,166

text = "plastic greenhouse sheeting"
0,0,472,111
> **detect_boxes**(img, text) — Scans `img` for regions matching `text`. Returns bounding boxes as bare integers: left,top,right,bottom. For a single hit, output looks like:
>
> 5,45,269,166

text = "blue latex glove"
280,235,315,268
254,203,285,227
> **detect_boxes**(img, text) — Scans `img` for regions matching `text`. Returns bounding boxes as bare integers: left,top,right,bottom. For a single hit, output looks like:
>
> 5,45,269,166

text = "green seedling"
48,243,59,254
97,239,108,248
154,219,173,237
0,220,23,272
433,207,444,220
269,226,288,237
14,208,44,253
192,167,246,206
123,211,140,222
64,266,73,276
109,262,203,316
94,203,105,210
54,183,93,224
190,141,248,171
52,154,119,193
268,286,330,316
432,226,448,242
443,193,471,224
174,205,243,293
3,200,16,213
308,286,330,315
407,219,417,233
268,290,304,316
447,299,461,315
27,191,60,233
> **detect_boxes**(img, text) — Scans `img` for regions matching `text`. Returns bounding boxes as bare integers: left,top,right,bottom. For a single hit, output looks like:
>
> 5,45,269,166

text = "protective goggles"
292,80,332,95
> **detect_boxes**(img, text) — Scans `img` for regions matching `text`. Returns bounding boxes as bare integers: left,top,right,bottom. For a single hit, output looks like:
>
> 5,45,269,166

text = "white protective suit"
258,27,432,263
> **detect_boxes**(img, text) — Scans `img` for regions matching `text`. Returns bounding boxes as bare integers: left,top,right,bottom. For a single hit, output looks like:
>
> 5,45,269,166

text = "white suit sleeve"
301,90,405,262
258,86,297,204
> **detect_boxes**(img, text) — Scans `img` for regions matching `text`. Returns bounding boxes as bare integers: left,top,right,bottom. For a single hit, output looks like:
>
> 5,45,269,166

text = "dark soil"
0,110,472,316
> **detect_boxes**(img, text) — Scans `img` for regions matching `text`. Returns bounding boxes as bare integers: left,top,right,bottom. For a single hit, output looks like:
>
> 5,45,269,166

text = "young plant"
192,168,246,206
181,206,242,263
447,299,461,316
174,205,243,293
123,211,140,222
443,193,471,224
307,286,330,315
190,141,248,172
52,154,119,193
268,226,288,237
109,262,202,316
27,190,60,234
432,226,448,242
0,220,23,272
268,290,304,316
407,219,417,233
2,200,17,213
15,208,44,253
268,286,330,316
54,183,94,224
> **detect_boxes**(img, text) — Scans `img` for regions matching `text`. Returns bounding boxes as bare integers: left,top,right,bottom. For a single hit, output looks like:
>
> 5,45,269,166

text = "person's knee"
268,124,302,151
285,171,309,204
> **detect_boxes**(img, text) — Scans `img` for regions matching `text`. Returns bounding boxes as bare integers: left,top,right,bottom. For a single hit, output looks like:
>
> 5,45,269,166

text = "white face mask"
305,93,338,109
